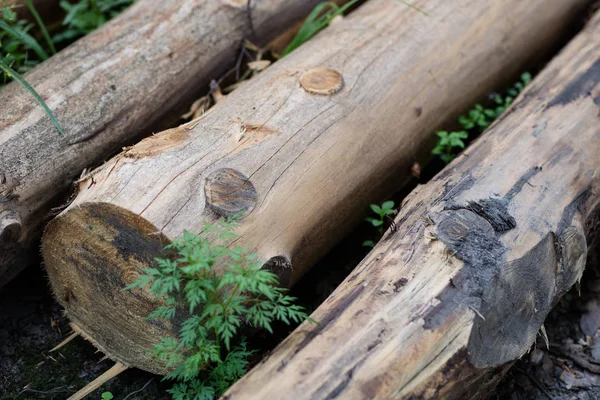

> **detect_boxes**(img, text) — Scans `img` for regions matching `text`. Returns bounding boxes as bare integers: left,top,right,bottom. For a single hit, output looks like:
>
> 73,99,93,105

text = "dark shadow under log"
222,10,600,400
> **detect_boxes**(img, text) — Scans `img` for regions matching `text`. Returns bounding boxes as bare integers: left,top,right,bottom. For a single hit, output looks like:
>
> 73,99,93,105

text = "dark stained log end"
204,168,258,218
405,349,510,400
42,202,174,374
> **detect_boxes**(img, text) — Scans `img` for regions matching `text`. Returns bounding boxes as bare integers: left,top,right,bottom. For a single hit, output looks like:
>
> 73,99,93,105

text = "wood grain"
0,0,348,288
223,11,600,399
42,0,592,375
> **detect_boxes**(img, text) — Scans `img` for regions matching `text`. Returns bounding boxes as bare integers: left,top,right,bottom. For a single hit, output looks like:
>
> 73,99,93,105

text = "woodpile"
223,10,600,399
0,0,350,288
40,0,592,379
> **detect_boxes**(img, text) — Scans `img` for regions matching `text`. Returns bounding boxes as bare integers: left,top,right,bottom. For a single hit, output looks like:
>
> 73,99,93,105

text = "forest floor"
3,246,600,399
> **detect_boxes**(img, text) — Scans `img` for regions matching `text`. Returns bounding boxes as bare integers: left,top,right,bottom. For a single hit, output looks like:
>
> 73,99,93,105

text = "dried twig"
122,379,153,400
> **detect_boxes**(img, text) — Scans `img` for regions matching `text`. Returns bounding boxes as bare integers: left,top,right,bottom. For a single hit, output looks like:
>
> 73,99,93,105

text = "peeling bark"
224,11,600,399
41,0,592,376
0,0,350,288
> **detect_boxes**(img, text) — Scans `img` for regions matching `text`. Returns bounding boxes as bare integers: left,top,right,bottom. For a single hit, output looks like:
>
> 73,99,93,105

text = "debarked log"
223,10,600,400
0,0,351,288
42,0,592,375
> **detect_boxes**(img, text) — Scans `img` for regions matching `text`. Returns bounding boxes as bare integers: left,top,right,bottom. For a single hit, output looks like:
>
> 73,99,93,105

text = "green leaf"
381,200,395,211
0,60,64,135
2,7,17,21
369,204,382,214
0,20,48,60
24,0,56,54
371,219,383,227
281,0,359,57
101,392,114,400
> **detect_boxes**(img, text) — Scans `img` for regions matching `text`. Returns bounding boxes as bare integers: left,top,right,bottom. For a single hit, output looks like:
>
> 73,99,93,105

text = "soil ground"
3,245,600,399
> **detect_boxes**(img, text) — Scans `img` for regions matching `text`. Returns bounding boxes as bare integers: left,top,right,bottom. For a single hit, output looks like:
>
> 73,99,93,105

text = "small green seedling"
101,392,114,400
432,72,532,163
363,200,395,247
126,218,311,400
431,131,467,164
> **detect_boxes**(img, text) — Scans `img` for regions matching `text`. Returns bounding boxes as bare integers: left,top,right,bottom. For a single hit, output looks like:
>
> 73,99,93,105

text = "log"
0,0,351,288
222,11,600,400
41,0,591,375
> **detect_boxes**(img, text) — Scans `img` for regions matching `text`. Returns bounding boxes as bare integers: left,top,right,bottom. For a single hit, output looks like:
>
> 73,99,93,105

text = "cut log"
41,0,592,376
223,11,600,400
0,0,351,288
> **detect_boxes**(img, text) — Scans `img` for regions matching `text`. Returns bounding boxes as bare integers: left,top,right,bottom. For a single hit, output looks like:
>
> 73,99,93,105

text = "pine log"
223,11,600,400
41,0,591,375
0,0,350,288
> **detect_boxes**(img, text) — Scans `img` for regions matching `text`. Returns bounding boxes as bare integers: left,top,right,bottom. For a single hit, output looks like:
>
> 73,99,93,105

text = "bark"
0,0,350,288
223,11,600,400
41,0,591,375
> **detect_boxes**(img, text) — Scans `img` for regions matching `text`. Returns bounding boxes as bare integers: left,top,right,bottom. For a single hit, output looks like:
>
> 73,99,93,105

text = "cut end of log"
300,68,344,95
42,202,173,374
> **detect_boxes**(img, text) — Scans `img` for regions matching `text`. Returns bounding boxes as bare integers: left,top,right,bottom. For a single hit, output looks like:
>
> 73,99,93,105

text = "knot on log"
0,209,22,242
300,68,344,95
205,168,257,218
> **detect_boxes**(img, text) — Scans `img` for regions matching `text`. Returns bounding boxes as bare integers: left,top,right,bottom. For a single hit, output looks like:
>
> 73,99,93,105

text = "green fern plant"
126,218,310,400
54,0,134,43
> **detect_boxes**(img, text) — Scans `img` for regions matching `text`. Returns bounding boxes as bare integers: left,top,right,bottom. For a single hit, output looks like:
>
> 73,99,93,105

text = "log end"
42,202,174,374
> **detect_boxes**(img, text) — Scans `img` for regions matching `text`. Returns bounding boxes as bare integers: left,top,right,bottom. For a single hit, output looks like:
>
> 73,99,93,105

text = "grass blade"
24,0,57,54
398,0,429,16
281,0,359,58
0,60,64,135
0,20,49,60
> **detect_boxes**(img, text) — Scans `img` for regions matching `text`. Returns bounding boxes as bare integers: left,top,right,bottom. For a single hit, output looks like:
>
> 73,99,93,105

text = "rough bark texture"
41,0,591,375
223,12,600,400
0,0,349,288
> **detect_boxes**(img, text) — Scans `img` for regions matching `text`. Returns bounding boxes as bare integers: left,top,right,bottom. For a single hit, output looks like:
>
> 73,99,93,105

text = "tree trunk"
41,0,591,375
223,11,600,400
0,0,350,288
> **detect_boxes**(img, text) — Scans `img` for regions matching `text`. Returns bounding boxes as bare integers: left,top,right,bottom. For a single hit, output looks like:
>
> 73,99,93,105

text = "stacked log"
223,10,600,400
0,0,351,287
41,0,592,375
